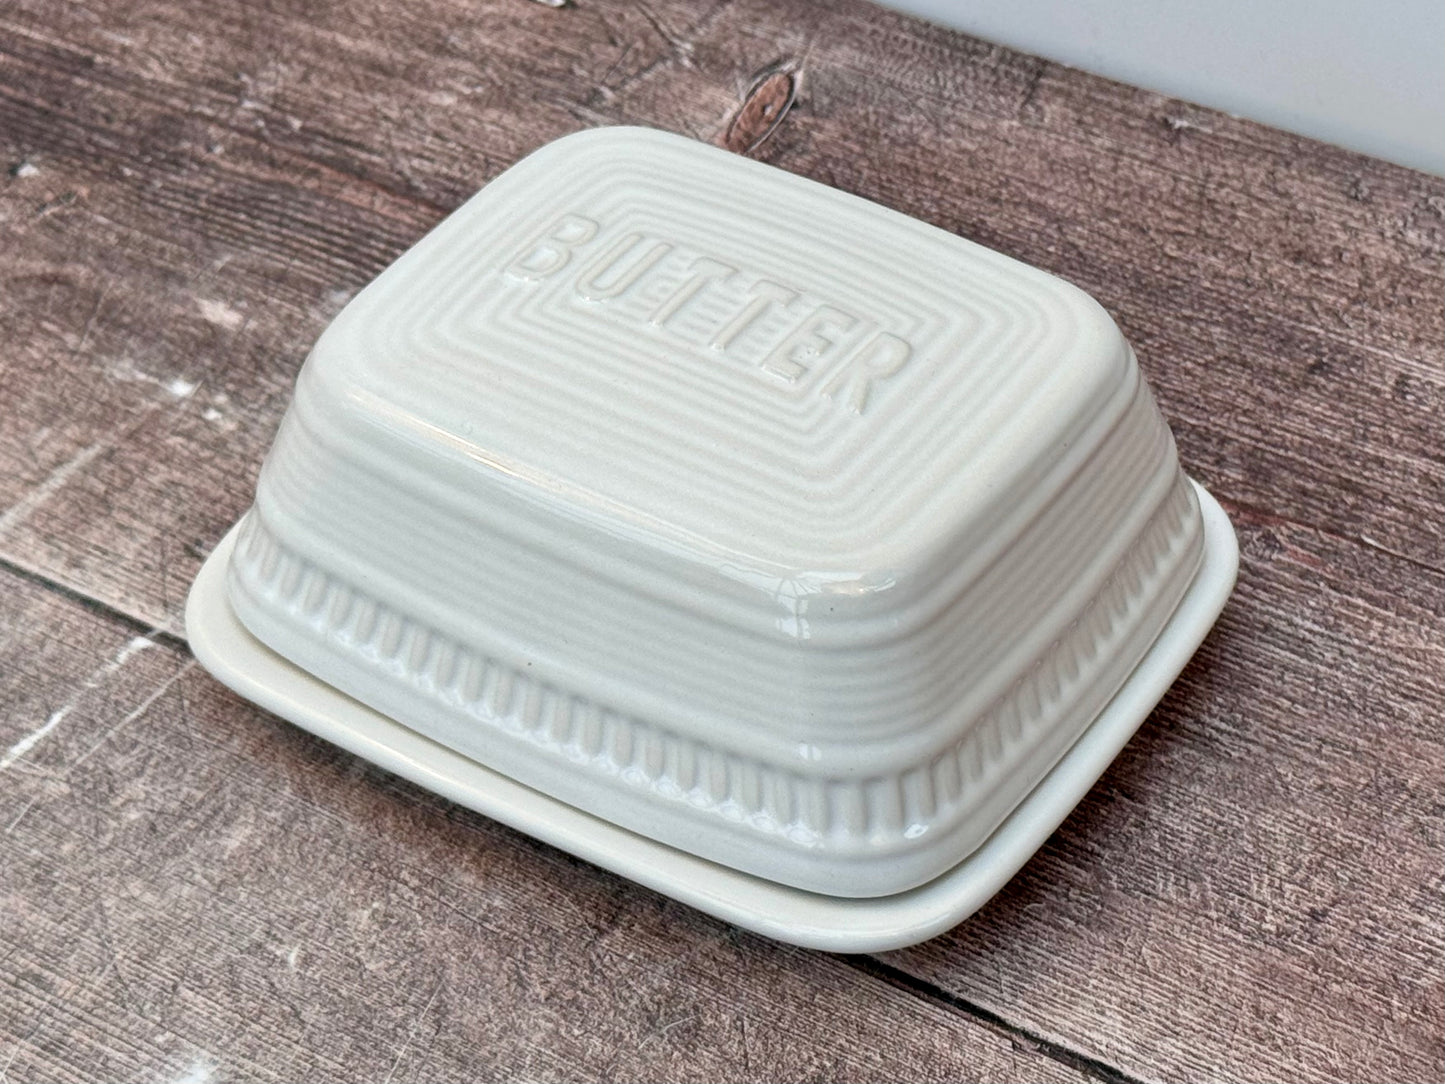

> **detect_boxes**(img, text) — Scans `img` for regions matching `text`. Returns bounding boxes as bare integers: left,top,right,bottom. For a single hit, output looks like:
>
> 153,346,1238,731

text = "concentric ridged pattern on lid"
305,127,1128,601
227,127,1206,897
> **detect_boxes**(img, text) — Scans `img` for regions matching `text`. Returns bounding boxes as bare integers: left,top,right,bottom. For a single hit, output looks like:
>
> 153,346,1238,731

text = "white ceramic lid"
222,127,1209,897
187,482,1238,951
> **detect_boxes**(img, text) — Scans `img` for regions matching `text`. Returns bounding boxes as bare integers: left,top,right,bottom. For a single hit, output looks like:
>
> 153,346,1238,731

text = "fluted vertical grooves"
230,469,1199,848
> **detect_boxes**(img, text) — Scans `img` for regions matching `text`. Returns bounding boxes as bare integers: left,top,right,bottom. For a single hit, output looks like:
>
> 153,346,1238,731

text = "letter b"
504,214,600,281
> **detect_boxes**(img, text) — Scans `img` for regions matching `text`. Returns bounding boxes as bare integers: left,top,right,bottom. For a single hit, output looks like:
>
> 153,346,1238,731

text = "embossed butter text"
504,213,913,413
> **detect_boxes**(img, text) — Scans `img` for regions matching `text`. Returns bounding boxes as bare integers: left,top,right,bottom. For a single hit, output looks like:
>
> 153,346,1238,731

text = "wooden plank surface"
0,571,1097,1083
1,0,1441,1081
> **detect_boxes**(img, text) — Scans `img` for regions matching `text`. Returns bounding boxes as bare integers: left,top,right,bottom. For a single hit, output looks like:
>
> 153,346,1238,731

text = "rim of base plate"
184,478,1237,952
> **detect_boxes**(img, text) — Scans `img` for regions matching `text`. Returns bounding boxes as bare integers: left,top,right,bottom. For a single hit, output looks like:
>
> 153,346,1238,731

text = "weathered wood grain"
891,513,1443,1081
0,569,1092,1084
1,0,1441,1081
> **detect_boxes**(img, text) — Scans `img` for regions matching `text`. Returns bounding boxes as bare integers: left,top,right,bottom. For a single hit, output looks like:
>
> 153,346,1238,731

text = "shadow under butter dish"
186,126,1237,946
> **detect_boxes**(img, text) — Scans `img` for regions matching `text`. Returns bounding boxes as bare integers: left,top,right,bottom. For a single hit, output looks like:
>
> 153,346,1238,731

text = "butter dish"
185,126,1237,950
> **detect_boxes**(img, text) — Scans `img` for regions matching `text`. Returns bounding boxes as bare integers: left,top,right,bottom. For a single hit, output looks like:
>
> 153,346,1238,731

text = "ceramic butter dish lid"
186,126,1237,950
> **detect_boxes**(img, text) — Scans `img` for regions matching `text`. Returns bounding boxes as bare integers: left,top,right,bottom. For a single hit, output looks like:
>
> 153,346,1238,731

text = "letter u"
575,233,672,301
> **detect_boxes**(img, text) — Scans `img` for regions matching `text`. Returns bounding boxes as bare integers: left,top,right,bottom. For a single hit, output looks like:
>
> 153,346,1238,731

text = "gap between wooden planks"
0,0,1440,1080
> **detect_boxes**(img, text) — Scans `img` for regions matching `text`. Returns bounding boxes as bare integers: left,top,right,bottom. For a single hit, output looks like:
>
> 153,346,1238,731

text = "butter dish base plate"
185,479,1237,953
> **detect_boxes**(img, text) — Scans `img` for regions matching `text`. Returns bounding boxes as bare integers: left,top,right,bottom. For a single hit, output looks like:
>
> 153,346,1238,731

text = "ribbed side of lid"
228,346,1202,896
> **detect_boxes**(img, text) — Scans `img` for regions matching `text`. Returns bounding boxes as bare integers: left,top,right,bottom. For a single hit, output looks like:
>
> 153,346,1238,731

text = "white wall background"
878,0,1445,175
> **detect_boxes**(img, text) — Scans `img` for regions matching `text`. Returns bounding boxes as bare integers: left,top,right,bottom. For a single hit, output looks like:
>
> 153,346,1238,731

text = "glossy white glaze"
186,482,1239,951
219,127,1215,897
